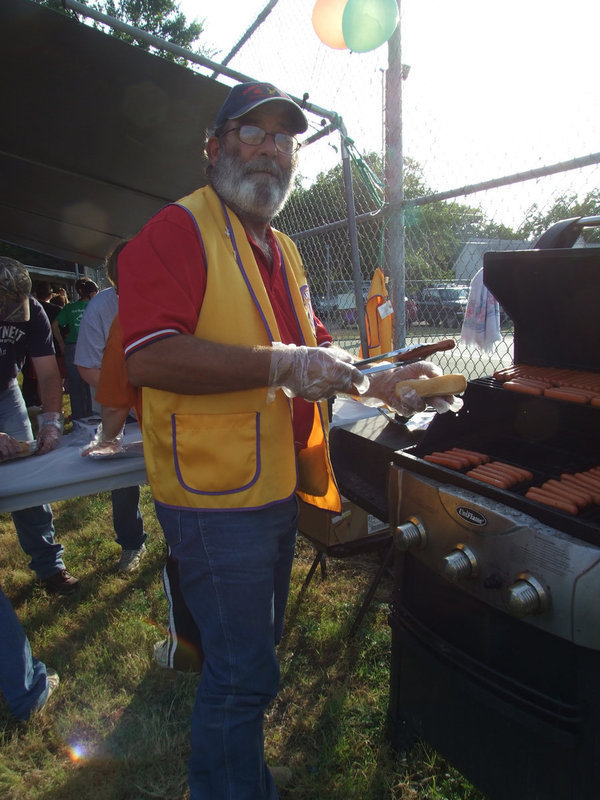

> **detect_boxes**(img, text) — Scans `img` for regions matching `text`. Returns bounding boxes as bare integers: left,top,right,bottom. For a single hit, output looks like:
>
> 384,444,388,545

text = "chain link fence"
276,130,600,380
190,0,600,379
57,0,600,382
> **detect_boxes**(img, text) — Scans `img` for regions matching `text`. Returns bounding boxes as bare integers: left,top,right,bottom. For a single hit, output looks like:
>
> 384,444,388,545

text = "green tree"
35,0,207,63
277,150,518,298
518,189,600,242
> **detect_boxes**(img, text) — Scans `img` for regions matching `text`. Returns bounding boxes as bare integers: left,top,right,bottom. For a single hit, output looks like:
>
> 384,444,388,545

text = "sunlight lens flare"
68,742,88,762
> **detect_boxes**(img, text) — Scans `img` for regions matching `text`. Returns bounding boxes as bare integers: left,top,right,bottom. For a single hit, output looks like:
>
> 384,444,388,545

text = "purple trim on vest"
154,491,298,513
170,412,262,496
220,200,276,343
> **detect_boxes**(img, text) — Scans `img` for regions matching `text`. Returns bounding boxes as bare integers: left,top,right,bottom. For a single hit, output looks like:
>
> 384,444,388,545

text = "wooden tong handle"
392,339,456,363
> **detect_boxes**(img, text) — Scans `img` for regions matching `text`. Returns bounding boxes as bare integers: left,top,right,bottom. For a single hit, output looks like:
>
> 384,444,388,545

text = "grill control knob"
504,573,551,618
394,517,426,551
443,544,478,581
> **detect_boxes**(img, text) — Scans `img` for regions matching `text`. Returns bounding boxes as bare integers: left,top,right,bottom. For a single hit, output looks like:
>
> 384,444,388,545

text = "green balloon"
342,0,399,53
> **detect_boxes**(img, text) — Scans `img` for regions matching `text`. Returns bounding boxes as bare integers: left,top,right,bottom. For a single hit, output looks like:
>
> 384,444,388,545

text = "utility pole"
384,0,406,349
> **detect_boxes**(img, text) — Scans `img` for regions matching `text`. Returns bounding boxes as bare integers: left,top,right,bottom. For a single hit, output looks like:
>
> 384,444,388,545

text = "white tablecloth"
0,402,388,514
0,423,147,513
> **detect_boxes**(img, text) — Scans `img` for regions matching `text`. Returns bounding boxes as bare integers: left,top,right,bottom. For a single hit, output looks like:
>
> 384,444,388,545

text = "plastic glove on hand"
428,394,464,414
268,342,369,402
36,413,64,455
80,423,125,457
363,360,442,417
0,432,22,461
321,344,355,364
394,369,466,416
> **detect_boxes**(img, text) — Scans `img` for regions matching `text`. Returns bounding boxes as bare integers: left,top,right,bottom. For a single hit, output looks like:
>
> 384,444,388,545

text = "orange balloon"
312,0,348,49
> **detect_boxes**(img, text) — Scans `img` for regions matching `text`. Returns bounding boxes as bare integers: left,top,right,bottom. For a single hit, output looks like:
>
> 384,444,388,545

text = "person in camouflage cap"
0,257,33,322
0,257,80,595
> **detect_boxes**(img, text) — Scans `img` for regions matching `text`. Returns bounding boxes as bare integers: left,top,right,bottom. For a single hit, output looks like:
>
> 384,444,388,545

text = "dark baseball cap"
0,257,31,322
215,82,308,134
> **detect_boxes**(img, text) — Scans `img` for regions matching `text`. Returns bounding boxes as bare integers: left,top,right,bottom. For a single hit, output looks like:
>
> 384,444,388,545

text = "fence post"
385,0,406,349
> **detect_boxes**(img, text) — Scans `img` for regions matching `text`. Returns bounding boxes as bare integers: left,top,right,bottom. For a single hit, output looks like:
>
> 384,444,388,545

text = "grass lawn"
0,482,487,800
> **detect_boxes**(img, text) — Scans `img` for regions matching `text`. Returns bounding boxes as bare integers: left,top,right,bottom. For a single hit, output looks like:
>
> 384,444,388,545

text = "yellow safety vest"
141,185,341,512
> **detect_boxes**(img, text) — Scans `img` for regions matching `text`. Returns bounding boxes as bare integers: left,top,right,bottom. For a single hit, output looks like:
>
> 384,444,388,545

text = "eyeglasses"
220,124,300,156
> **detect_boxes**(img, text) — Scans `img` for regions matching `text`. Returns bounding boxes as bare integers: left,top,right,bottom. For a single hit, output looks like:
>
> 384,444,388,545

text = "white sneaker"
153,638,170,669
35,668,60,715
118,543,146,573
153,638,202,674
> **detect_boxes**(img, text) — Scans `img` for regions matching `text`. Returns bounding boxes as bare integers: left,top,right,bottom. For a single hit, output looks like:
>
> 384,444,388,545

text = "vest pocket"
172,411,260,495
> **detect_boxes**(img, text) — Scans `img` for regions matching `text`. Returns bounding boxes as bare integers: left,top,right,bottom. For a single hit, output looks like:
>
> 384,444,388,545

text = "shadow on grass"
1,494,197,800
271,546,402,799
34,669,195,800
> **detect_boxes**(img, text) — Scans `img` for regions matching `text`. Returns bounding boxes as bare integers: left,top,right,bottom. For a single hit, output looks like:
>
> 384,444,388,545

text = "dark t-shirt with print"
0,297,54,391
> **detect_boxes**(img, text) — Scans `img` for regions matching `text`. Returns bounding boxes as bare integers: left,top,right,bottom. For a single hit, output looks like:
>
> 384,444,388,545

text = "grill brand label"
456,506,488,526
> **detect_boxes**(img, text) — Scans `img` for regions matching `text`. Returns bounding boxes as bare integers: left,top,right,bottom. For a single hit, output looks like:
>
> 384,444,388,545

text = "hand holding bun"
363,360,446,417
0,434,35,461
394,373,467,399
394,372,466,415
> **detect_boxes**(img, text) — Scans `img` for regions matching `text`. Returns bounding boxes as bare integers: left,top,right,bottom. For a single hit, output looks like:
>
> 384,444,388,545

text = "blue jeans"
1,382,65,579
64,342,92,420
155,497,298,800
111,485,146,550
0,585,50,719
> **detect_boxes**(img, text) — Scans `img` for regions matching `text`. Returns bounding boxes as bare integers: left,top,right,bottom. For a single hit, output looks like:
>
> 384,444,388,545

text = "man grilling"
117,81,445,799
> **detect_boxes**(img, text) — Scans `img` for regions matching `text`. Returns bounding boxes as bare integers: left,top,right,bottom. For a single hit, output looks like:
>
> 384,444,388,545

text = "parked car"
312,293,338,320
416,284,469,328
405,295,418,326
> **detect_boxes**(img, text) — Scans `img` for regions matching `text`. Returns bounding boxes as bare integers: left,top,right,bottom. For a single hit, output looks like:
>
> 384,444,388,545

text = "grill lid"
484,246,600,372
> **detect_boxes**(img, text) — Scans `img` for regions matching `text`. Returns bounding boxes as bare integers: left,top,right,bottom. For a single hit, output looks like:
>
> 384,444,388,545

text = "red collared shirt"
119,203,332,450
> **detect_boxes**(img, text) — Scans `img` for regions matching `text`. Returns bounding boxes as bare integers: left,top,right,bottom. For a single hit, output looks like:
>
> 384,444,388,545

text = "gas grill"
329,216,600,800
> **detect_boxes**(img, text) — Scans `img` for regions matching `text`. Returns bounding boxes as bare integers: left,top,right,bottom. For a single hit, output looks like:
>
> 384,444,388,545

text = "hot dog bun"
394,373,467,399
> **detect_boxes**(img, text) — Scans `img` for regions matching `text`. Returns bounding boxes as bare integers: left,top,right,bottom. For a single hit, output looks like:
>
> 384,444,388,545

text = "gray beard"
211,149,296,222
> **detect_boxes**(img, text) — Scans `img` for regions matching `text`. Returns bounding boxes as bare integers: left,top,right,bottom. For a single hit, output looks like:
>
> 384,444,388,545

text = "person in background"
34,281,61,323
82,248,202,670
0,584,59,720
74,246,147,574
0,258,79,595
118,81,447,800
52,278,98,420
35,281,64,368
50,290,66,308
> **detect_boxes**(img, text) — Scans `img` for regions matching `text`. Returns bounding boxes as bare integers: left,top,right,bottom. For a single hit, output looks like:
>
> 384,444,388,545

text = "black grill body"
330,221,600,800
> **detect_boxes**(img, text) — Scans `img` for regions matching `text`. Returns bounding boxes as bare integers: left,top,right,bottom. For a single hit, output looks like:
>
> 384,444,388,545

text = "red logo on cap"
242,84,279,101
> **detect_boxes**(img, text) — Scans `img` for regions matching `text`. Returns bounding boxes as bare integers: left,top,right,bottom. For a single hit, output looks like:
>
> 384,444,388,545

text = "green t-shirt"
56,299,89,344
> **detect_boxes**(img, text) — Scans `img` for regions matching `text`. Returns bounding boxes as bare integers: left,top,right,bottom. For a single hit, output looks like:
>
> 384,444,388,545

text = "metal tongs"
354,339,456,375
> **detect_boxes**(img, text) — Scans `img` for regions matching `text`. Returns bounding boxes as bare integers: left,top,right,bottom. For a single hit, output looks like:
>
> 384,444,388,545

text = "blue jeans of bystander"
0,382,65,578
0,585,49,719
111,485,146,550
155,497,298,800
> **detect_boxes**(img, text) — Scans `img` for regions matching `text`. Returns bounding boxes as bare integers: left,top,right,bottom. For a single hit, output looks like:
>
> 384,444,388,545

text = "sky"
175,0,600,228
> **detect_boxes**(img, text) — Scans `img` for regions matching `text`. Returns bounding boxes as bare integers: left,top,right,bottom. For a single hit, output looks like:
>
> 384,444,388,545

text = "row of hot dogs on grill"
414,363,600,515
423,447,600,516
494,364,600,404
